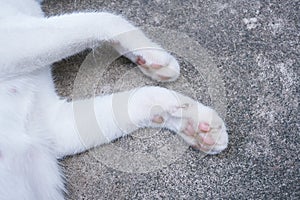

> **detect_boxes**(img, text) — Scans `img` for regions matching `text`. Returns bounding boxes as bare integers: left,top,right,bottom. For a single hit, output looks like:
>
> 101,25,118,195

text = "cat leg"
44,86,228,158
104,86,229,154
111,31,180,81
0,116,64,200
0,13,135,78
0,12,179,81
0,73,65,200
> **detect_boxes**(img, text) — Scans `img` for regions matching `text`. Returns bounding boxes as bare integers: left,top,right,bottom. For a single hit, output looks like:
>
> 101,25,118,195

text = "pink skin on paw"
136,56,163,69
136,56,146,65
183,121,216,150
198,122,210,132
152,115,164,124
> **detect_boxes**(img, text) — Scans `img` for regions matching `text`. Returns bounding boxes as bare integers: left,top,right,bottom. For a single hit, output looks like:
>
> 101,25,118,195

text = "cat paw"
111,30,180,82
150,98,228,154
179,117,228,155
176,105,228,154
127,49,180,82
128,87,228,154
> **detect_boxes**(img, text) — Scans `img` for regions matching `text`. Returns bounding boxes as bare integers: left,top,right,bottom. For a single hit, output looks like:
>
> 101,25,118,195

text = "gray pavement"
42,0,299,199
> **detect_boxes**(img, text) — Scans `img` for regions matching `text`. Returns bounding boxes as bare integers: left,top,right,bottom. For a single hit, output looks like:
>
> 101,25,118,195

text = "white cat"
0,0,228,199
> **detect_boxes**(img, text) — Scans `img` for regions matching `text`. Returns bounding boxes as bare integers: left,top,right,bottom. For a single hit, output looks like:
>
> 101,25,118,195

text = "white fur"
0,0,228,199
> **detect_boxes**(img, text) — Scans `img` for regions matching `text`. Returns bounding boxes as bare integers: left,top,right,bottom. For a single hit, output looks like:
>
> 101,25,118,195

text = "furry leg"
0,12,137,78
43,87,228,158
0,11,179,81
0,108,64,200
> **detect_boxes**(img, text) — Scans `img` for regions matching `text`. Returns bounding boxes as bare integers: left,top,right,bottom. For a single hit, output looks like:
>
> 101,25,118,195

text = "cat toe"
151,115,164,124
177,108,228,154
136,56,146,65
198,122,210,133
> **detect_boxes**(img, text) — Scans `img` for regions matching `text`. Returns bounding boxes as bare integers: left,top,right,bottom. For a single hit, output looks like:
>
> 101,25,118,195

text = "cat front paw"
128,87,228,154
130,49,180,82
149,94,228,155
179,115,228,155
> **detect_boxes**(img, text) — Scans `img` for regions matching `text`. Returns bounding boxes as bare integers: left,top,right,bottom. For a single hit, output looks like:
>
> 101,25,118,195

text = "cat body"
0,0,228,199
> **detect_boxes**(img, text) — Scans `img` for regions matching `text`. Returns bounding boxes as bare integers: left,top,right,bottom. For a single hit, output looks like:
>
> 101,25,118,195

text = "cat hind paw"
129,49,180,82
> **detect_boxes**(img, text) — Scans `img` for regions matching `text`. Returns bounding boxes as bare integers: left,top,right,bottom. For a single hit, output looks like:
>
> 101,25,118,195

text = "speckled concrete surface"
42,0,299,199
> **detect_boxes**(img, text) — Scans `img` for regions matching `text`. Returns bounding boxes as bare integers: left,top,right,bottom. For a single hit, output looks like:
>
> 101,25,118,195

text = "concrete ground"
42,0,299,199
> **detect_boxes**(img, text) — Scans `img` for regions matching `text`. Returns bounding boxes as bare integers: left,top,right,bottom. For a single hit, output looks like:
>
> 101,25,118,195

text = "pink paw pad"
152,115,164,124
198,122,210,133
136,56,165,70
136,56,146,65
